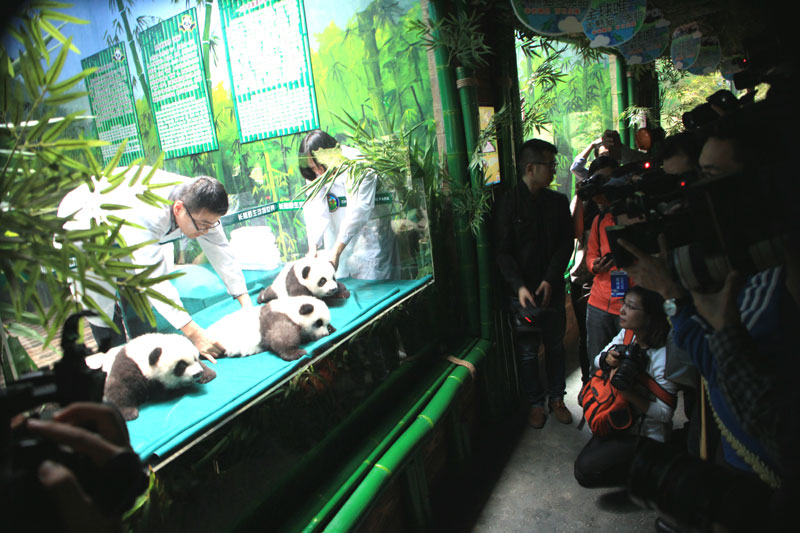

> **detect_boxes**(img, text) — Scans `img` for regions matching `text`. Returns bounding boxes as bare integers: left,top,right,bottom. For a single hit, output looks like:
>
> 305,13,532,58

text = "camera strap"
623,330,678,410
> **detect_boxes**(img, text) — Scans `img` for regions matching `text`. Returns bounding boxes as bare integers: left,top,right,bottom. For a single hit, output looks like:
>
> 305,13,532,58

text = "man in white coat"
58,166,251,360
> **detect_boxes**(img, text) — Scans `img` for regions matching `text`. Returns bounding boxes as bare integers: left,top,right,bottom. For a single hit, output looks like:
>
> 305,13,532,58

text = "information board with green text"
139,8,219,159
219,0,319,143
81,45,145,166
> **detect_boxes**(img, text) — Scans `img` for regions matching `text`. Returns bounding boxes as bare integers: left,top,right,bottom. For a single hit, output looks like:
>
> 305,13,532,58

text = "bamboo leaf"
48,67,95,94
44,35,71,87
39,9,89,25
43,90,88,106
39,18,80,54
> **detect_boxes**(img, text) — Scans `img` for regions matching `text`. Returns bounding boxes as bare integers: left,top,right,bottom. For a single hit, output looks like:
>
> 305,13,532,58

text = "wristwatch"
663,297,689,317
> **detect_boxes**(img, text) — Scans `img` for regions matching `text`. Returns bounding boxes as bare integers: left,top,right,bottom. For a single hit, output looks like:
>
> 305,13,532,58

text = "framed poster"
219,0,320,143
139,8,219,159
81,45,145,166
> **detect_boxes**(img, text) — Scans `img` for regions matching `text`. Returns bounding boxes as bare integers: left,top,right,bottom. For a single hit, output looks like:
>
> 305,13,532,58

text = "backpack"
577,331,677,436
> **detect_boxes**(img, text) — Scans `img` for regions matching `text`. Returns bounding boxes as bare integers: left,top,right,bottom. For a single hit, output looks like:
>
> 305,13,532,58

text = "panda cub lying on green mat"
257,256,349,304
86,333,216,420
208,295,335,361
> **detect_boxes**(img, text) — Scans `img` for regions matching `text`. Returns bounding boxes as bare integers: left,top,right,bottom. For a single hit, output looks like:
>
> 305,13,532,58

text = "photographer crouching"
1,313,148,532
574,286,678,487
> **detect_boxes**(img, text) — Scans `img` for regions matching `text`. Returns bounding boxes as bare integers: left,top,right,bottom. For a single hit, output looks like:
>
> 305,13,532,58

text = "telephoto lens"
611,343,647,391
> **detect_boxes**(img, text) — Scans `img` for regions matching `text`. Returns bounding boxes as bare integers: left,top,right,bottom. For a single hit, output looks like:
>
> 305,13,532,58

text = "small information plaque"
81,45,145,166
139,8,219,159
219,0,320,143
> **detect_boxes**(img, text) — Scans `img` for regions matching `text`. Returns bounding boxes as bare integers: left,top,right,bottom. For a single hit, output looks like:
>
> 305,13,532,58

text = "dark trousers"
586,303,620,365
515,294,567,407
570,279,591,381
88,302,127,353
574,433,646,488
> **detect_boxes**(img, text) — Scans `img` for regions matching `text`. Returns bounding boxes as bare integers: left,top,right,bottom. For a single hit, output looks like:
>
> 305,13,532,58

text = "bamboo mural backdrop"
515,35,613,199
41,0,435,268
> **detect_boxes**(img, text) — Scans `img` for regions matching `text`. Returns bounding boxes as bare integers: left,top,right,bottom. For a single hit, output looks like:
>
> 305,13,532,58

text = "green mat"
123,264,431,463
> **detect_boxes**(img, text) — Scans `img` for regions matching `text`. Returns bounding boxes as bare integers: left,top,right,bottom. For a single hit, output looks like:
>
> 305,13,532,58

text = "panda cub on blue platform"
208,295,335,361
257,257,349,305
88,333,216,421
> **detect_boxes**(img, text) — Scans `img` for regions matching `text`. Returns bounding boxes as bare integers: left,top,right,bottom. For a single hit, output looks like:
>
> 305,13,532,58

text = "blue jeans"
586,304,620,367
514,295,567,407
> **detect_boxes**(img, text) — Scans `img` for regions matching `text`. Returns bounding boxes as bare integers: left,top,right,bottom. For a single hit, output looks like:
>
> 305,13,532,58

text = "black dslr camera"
1,311,148,531
608,343,648,391
510,294,552,334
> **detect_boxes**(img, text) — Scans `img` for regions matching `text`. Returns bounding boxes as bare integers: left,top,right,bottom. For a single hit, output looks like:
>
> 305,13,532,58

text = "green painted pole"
614,55,628,146
455,65,492,341
324,339,491,532
427,0,480,338
626,70,636,149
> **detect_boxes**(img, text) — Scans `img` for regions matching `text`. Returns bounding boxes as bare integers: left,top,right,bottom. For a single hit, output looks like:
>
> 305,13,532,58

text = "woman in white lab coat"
298,130,397,280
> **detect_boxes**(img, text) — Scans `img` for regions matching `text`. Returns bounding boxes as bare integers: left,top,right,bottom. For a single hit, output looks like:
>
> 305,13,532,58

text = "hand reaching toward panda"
180,320,225,362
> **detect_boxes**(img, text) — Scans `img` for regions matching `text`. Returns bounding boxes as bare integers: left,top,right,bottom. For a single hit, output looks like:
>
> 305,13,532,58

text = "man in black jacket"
495,139,574,428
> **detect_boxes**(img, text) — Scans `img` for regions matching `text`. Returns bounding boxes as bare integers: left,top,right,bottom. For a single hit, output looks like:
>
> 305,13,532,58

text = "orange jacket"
585,212,633,314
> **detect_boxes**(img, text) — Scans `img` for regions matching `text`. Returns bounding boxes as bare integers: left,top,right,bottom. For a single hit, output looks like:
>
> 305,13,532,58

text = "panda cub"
208,296,335,361
95,333,217,421
257,257,349,305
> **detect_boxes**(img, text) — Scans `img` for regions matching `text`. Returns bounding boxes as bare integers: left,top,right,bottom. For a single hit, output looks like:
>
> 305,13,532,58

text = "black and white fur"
208,296,335,361
89,333,216,421
257,257,349,304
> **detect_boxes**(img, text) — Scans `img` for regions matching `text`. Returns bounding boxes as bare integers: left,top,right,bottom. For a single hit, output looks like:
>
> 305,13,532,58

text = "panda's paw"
278,348,307,361
120,406,139,421
198,362,217,384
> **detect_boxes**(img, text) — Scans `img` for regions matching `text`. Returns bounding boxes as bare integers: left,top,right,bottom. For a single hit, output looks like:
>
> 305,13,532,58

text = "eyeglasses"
185,208,221,232
532,161,557,170
621,301,644,312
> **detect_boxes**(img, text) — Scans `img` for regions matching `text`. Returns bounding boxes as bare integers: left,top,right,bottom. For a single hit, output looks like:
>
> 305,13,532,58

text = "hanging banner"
582,0,647,48
509,0,590,36
615,9,670,65
670,22,702,70
81,45,145,166
687,36,721,75
138,8,219,159
219,0,320,143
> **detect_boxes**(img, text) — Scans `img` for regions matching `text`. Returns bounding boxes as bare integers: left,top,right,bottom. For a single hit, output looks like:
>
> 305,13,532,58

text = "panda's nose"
190,369,204,381
327,324,336,334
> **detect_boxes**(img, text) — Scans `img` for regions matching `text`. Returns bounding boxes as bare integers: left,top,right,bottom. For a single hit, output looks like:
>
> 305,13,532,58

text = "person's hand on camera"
592,254,614,274
25,403,137,533
535,280,552,308
518,285,535,308
604,349,622,368
691,271,744,331
618,235,687,300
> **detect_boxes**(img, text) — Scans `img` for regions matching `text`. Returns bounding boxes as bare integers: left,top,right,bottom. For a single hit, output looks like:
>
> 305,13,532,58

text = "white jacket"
302,145,396,280
58,166,247,329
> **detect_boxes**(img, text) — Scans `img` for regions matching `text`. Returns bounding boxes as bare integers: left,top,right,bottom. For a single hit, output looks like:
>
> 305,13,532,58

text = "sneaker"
528,405,546,429
549,398,573,424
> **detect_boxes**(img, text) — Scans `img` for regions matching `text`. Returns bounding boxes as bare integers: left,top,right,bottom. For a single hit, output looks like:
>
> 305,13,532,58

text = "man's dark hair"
516,138,557,179
624,285,670,349
656,132,703,167
299,129,338,182
177,176,228,215
587,155,619,178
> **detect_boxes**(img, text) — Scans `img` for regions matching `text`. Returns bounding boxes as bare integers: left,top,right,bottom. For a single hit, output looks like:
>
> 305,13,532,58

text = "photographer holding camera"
574,286,677,488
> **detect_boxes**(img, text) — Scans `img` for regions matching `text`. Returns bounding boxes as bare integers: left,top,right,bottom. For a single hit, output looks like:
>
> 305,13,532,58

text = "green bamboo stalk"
614,55,628,146
323,339,491,532
356,6,391,134
455,65,491,341
427,0,480,338
626,70,636,148
295,345,462,532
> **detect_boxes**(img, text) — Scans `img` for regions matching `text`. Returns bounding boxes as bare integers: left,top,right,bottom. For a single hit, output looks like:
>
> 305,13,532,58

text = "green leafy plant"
409,9,492,70
1,2,179,375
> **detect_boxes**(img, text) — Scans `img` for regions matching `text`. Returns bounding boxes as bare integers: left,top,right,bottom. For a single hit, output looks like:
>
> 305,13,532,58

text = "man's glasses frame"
185,208,220,232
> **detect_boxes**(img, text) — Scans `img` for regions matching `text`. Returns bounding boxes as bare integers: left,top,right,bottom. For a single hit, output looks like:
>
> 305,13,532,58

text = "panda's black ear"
299,303,314,315
302,266,311,279
149,347,163,366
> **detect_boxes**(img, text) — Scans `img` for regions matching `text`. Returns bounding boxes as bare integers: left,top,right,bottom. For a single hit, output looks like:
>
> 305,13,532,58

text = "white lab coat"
58,166,247,329
302,145,397,280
